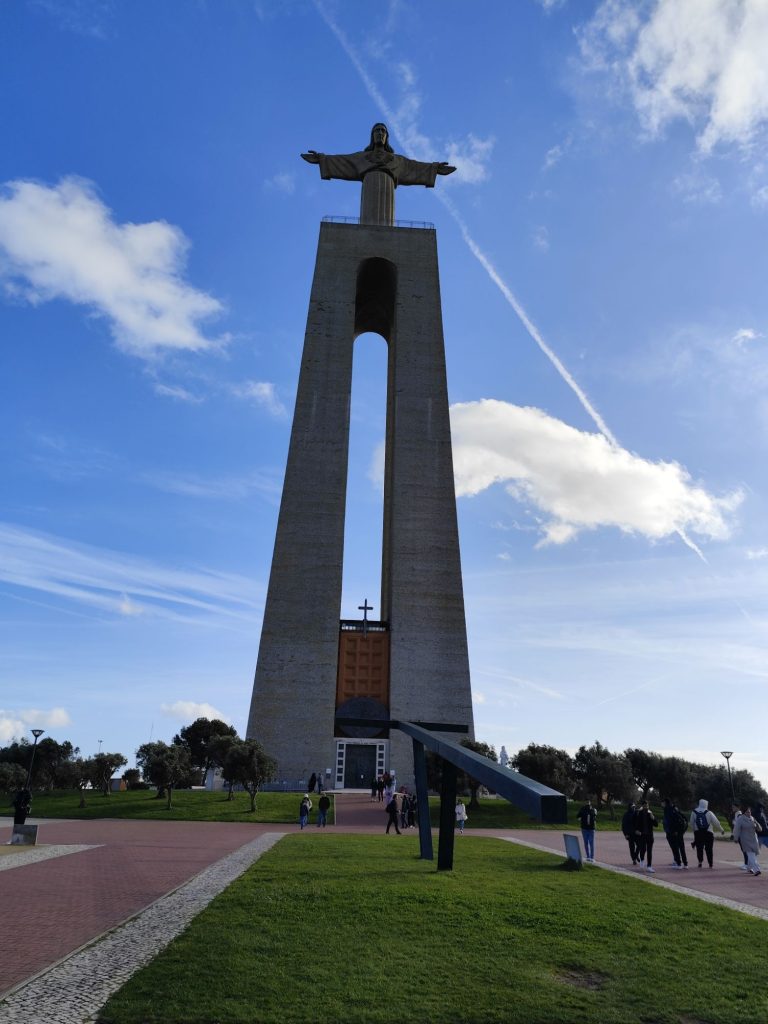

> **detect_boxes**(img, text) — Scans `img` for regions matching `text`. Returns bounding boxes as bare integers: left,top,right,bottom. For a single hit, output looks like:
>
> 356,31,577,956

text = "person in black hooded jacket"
622,802,638,865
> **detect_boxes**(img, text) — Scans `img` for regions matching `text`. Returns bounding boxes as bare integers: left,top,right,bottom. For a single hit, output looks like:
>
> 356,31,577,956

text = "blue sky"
2,0,767,785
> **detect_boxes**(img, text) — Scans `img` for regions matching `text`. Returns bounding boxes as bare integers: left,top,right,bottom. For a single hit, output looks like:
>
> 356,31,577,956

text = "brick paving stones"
0,832,284,1024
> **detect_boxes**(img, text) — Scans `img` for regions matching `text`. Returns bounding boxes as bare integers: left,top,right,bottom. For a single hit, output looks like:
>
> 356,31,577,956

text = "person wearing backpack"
754,802,768,850
662,797,688,869
689,798,725,868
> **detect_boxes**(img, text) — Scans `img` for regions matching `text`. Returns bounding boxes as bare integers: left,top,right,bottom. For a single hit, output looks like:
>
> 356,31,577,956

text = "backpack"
673,810,688,834
694,809,709,831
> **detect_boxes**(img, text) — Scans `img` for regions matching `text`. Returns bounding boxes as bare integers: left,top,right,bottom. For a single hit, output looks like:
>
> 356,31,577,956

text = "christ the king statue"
301,123,456,226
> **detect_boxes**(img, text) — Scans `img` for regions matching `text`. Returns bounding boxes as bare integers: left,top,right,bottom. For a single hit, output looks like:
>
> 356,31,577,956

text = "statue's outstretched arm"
301,151,322,164
435,163,456,176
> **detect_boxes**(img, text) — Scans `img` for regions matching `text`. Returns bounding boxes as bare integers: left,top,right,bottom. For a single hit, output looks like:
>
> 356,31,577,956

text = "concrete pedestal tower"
246,124,474,789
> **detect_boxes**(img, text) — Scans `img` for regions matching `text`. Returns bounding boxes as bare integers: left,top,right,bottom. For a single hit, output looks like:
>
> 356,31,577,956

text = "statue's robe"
316,149,442,188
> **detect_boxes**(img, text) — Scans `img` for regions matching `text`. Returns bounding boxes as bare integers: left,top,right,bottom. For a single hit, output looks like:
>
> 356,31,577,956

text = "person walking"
299,793,312,830
635,800,657,872
689,798,725,868
455,798,468,834
12,789,31,826
577,799,597,862
621,801,638,865
754,802,768,852
733,804,761,875
662,798,689,869
317,792,331,828
732,805,750,871
385,793,401,835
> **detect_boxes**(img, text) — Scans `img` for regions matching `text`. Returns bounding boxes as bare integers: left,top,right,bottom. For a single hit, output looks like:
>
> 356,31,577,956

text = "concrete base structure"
247,220,474,787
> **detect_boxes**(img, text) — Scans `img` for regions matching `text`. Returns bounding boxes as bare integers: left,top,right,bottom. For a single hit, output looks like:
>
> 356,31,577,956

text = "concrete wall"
246,221,474,786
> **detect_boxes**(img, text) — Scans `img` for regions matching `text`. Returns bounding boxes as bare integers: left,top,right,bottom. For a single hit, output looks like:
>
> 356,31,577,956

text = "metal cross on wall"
358,598,373,635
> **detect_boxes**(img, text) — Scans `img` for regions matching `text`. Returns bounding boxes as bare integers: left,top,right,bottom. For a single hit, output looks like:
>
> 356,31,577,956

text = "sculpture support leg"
413,739,433,861
437,759,457,872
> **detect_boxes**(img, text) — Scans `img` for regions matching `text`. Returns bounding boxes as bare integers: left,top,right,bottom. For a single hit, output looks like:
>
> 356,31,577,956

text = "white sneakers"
646,866,656,873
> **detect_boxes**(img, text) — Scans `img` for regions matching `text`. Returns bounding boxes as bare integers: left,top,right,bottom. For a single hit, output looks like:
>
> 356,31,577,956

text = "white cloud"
445,135,495,185
142,468,282,502
0,522,261,623
264,172,296,195
542,135,573,171
0,177,227,357
746,547,768,560
232,380,287,418
450,399,742,547
580,0,768,153
152,383,203,403
672,169,722,204
160,700,227,722
752,184,768,208
0,706,72,742
732,327,762,346
533,225,550,251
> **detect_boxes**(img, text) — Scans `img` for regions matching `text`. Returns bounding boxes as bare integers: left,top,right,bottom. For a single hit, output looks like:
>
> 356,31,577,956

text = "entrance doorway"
343,744,377,789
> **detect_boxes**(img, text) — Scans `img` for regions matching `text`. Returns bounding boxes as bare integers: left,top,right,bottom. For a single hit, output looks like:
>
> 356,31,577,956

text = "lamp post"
98,739,103,754
721,750,736,810
25,728,45,789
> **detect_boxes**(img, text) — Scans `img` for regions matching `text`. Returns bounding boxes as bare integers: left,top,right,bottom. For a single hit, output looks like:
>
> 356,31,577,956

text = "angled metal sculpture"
247,123,474,789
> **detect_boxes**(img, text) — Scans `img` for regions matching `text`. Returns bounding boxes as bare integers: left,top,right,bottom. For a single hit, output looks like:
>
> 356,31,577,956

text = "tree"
511,743,574,796
624,748,663,800
91,752,128,796
574,742,634,817
425,739,497,808
0,762,26,795
223,739,276,812
138,742,193,810
207,734,239,800
122,768,143,789
173,717,238,787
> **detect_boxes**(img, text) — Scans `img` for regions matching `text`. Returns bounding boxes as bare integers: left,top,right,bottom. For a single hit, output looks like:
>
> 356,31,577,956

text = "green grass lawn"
426,797,694,831
98,834,767,1024
0,789,332,824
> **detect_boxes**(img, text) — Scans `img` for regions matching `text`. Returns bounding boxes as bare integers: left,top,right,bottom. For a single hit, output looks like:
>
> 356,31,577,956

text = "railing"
340,619,389,632
322,215,435,230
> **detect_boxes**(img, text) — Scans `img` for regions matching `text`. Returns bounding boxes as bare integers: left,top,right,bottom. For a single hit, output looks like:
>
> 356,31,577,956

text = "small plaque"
563,833,582,864
10,824,38,846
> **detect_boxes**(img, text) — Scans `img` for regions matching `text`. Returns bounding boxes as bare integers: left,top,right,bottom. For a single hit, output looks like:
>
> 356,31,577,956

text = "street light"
25,729,45,789
98,739,103,754
721,750,736,810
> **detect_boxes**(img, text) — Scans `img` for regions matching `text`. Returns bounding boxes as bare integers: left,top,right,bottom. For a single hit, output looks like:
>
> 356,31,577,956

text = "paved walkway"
0,818,276,996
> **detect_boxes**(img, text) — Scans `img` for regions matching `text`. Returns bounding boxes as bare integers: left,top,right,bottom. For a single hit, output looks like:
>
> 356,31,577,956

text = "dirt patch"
555,968,607,991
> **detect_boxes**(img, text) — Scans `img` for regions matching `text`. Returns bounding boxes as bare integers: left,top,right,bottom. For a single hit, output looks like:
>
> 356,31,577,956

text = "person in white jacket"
689,799,725,868
455,799,468,834
733,805,761,876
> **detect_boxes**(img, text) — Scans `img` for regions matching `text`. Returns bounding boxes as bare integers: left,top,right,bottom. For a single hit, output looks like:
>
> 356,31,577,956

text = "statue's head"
366,122,393,153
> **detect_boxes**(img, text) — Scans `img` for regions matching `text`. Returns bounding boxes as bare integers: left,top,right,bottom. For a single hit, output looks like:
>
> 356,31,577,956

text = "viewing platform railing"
323,215,435,230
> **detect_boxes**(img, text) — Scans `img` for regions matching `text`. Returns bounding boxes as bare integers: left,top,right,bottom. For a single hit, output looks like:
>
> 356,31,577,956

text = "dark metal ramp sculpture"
336,717,568,870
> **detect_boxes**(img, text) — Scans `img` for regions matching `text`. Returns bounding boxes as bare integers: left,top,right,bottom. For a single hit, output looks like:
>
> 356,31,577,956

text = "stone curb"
0,832,286,1024
500,834,768,922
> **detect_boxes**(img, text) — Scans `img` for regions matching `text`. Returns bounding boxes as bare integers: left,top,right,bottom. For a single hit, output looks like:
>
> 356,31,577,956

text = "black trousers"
624,834,638,863
386,812,401,834
694,829,714,866
637,835,654,866
666,833,688,866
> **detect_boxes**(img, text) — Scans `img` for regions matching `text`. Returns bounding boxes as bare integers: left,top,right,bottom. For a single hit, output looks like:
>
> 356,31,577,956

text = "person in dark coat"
12,789,31,826
577,799,597,862
662,797,688,869
754,802,768,851
307,772,317,794
385,794,401,835
635,800,657,873
317,793,331,827
621,801,638,865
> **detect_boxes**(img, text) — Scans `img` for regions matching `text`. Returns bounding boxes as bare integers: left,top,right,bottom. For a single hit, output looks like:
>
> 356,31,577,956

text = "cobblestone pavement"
0,832,284,1024
0,818,275,996
0,844,99,872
